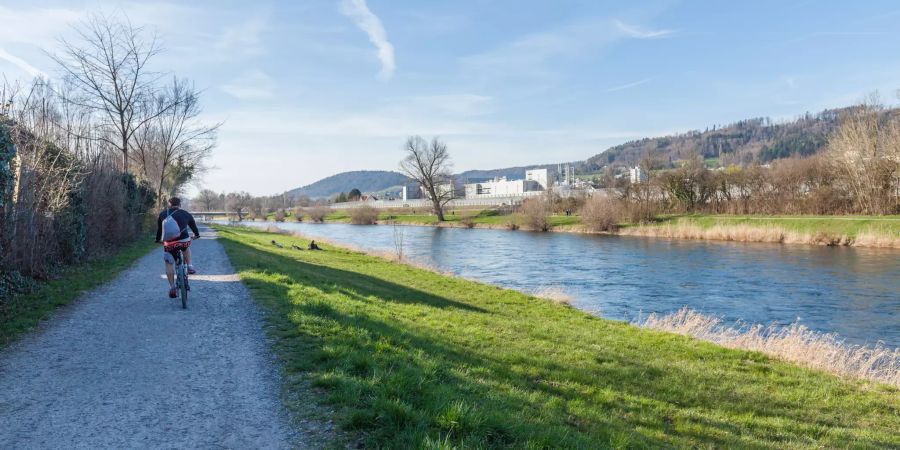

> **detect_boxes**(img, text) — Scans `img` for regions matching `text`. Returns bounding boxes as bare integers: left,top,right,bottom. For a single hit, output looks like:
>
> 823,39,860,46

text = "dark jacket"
156,207,200,242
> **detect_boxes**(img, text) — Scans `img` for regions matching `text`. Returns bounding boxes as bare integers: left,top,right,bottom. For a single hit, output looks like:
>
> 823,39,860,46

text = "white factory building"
464,169,549,198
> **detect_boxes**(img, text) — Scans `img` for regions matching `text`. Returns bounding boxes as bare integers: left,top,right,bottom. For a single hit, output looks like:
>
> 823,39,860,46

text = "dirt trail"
0,226,322,449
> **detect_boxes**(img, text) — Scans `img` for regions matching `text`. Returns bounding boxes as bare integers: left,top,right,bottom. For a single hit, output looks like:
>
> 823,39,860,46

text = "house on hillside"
629,166,649,184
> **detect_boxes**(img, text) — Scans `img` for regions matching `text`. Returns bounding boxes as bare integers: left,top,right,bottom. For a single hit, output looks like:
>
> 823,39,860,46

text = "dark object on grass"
291,244,303,251
271,240,283,248
308,240,321,251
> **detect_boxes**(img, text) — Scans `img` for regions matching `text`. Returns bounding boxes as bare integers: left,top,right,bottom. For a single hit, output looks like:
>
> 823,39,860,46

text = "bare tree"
51,14,172,173
399,136,454,221
131,78,218,206
195,188,219,211
226,191,253,221
826,99,900,215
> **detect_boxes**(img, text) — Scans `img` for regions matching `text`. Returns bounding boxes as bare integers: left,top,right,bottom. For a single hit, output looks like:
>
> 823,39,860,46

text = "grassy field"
0,239,156,348
214,225,899,449
306,209,900,236
315,209,582,228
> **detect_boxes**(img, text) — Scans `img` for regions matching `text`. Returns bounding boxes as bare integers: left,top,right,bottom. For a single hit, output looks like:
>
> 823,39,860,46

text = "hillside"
286,170,411,199
287,105,888,198
286,165,565,199
456,164,561,182
583,107,864,171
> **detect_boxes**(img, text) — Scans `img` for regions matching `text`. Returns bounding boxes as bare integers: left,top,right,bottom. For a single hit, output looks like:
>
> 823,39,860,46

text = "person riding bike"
155,197,200,298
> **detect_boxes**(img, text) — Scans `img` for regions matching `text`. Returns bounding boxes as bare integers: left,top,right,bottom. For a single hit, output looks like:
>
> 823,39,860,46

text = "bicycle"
169,245,190,309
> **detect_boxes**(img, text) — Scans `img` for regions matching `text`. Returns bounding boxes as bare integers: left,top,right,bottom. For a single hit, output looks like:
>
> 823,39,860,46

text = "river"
231,221,900,348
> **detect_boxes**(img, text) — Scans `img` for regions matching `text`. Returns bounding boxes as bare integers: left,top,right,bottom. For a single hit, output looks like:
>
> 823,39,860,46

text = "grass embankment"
0,239,156,348
261,209,899,246
214,225,899,449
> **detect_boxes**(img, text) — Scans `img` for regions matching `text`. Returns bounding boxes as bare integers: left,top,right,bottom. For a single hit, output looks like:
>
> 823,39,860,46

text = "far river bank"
252,212,900,249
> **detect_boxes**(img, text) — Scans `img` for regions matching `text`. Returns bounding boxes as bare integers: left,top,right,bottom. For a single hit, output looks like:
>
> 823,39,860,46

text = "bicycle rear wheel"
180,263,188,309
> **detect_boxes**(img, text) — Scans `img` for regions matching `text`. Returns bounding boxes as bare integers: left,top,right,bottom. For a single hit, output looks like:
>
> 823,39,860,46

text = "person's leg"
165,262,175,287
163,250,177,297
183,246,196,273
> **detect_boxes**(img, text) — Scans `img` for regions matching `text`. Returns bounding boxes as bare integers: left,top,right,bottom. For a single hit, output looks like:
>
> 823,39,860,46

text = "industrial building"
464,169,549,198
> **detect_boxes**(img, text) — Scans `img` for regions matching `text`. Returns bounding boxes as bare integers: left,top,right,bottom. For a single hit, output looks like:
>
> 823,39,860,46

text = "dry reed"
620,222,900,248
530,286,573,305
638,307,900,387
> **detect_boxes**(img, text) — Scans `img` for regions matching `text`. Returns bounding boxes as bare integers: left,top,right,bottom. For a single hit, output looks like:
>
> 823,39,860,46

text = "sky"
2,0,900,195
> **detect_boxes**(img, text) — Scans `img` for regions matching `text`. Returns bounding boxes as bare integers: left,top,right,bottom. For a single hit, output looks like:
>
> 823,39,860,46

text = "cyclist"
155,197,200,298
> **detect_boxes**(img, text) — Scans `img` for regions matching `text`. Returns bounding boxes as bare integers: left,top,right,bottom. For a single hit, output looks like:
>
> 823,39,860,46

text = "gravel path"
0,226,319,449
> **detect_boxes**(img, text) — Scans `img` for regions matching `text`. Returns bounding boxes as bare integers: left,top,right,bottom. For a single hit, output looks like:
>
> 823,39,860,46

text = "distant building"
463,170,547,199
421,182,462,200
525,168,550,189
629,166,648,184
557,164,575,186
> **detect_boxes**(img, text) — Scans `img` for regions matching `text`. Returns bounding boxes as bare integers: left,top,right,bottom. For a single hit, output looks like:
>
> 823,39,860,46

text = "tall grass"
621,221,900,248
529,286,573,305
349,205,379,225
638,307,900,387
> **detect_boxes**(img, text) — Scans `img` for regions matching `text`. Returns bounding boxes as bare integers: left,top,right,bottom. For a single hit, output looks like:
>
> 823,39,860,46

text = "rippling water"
231,221,900,347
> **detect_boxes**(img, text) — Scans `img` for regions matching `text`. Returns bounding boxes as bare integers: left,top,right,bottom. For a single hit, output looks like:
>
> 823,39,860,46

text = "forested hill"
287,106,889,199
584,106,867,171
286,171,411,199
456,164,561,182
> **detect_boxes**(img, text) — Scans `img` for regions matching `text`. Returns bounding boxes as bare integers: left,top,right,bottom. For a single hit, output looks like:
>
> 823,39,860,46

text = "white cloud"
220,69,276,100
0,48,46,78
0,6,83,46
411,94,494,116
463,18,673,77
216,16,268,57
605,77,654,92
612,19,674,39
339,0,395,80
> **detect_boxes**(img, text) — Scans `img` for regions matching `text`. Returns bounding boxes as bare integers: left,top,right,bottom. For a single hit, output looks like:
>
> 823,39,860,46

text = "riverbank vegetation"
215,225,899,449
640,308,899,387
0,15,215,309
229,206,900,248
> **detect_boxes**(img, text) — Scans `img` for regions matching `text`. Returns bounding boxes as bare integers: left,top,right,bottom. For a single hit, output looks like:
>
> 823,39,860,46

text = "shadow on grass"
218,231,899,449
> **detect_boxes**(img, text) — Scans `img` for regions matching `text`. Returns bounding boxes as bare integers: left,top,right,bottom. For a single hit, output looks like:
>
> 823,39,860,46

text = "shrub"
307,206,331,223
623,200,659,224
292,207,305,222
581,196,621,232
505,217,520,230
460,211,476,229
274,210,286,222
520,197,552,231
349,205,379,225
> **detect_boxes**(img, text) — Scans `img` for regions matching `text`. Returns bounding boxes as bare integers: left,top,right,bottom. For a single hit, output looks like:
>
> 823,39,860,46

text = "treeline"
192,189,327,221
1,15,215,302
584,106,856,170
576,102,900,228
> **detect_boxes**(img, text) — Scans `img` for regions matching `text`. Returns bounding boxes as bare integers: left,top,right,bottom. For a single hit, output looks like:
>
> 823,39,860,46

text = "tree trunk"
433,199,445,222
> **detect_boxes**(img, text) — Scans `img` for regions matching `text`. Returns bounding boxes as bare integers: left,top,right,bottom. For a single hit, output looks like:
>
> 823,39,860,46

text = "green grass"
0,239,156,348
267,208,900,239
660,214,900,237
322,209,582,228
214,225,899,449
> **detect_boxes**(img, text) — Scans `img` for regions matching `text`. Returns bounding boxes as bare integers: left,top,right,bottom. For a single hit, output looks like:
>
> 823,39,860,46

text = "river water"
233,221,900,348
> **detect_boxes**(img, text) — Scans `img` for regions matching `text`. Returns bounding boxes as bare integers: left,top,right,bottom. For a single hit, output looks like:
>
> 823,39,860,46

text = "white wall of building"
629,167,648,183
525,169,549,189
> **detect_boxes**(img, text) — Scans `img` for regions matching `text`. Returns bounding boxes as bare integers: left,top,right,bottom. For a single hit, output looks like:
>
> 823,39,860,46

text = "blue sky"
2,1,900,195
